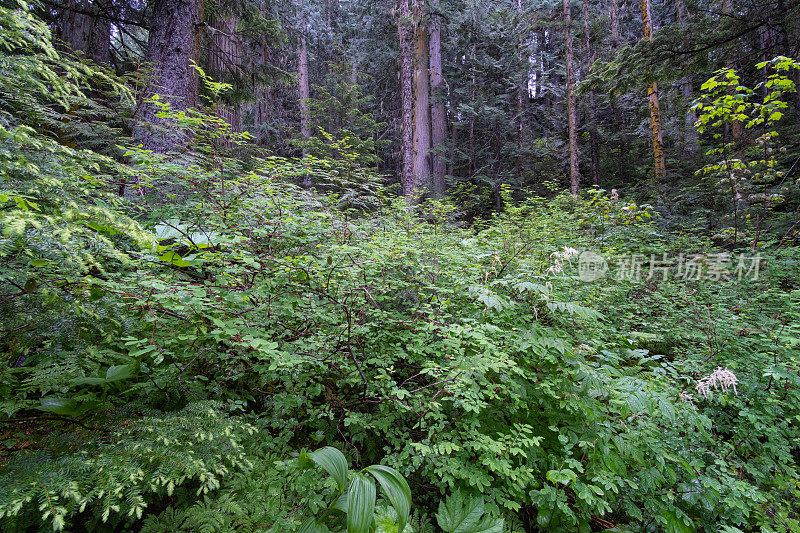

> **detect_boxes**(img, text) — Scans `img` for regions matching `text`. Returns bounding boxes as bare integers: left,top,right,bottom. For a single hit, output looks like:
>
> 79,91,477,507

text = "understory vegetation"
2,2,800,532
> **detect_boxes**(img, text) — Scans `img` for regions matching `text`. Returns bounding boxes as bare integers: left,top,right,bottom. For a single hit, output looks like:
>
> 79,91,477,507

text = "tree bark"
56,0,110,63
609,0,620,47
207,11,243,132
564,0,581,195
429,0,447,197
136,0,204,154
412,0,431,195
469,42,476,177
790,9,800,124
676,0,698,155
535,30,543,100
254,1,279,148
640,0,666,182
298,33,311,149
676,0,687,22
582,0,601,186
681,79,699,155
397,0,416,197
326,0,337,35
720,0,743,142
516,0,526,179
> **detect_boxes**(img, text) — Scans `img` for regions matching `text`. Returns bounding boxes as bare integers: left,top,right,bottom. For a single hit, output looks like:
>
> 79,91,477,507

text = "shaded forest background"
2,0,800,531
42,0,800,216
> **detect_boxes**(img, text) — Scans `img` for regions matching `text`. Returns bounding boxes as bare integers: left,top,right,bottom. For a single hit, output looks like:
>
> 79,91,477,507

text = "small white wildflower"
696,379,711,398
562,247,579,258
695,367,739,399
548,247,580,276
550,246,579,261
680,391,694,402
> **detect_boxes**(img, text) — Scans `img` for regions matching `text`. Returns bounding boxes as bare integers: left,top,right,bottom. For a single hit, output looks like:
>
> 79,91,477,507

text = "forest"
1,0,799,531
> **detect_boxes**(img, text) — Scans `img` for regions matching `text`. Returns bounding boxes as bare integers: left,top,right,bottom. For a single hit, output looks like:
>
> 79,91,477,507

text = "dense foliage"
1,2,800,532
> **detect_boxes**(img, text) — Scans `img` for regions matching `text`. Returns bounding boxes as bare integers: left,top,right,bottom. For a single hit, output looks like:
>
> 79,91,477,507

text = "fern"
0,402,255,531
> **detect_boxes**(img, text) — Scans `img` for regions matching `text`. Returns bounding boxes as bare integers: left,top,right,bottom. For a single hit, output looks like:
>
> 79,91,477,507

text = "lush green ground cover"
1,5,799,532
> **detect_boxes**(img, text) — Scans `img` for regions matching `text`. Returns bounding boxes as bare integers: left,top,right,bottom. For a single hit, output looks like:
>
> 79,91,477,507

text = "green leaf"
36,397,79,417
436,491,504,533
546,469,577,486
331,492,349,513
158,250,191,267
105,364,136,382
308,446,350,493
347,473,376,533
366,465,411,532
298,517,333,533
374,505,413,533
71,364,137,386
660,509,696,533
85,220,120,236
70,376,108,386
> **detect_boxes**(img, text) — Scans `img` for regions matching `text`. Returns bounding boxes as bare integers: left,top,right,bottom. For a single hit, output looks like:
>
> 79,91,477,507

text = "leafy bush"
1,5,799,532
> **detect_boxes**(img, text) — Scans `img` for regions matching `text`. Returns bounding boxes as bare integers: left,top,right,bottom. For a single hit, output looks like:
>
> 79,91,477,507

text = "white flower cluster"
695,367,739,399
547,246,580,275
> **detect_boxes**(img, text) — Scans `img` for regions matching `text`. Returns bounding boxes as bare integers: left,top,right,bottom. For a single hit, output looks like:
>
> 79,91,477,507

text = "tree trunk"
136,0,204,154
792,18,800,125
640,0,665,182
254,49,275,147
582,0,601,186
397,0,416,197
429,0,447,197
676,0,698,156
719,0,744,142
606,0,627,182
412,0,431,195
676,0,687,22
207,11,243,132
609,0,621,47
254,1,279,148
326,0,337,35
535,30,544,100
564,0,581,195
298,34,311,149
469,42,476,177
682,80,699,156
516,0,526,179
57,0,110,63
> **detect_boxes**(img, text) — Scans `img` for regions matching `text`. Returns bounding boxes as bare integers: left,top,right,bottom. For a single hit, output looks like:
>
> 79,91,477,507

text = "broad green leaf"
298,517,333,533
85,220,120,236
546,469,577,486
70,376,108,385
374,505,413,533
71,364,137,386
105,364,136,382
331,492,348,513
347,473,376,533
660,509,696,533
436,491,504,533
158,250,191,267
36,397,79,417
153,220,186,240
366,465,411,532
308,446,349,492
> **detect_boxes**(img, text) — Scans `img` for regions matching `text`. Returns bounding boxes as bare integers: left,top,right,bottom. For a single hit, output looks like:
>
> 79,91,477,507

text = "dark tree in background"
136,0,204,153
54,0,110,63
39,0,800,208
564,0,581,195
